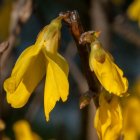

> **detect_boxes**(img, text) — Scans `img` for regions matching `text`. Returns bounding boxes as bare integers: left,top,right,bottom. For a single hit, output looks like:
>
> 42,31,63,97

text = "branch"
0,42,9,54
112,16,140,48
60,11,101,107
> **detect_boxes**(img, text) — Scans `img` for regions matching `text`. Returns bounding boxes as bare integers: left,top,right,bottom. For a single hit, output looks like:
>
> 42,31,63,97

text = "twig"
0,41,9,99
112,16,140,48
59,12,101,140
60,11,101,101
86,101,98,140
0,42,9,54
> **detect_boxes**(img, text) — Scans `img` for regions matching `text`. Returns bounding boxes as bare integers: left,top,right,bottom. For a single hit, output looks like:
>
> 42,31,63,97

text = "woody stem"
60,11,101,107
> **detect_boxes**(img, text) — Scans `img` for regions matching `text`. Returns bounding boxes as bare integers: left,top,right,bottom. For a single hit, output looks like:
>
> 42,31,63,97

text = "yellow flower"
94,92,122,140
122,96,140,140
4,17,69,121
13,120,42,140
127,0,140,25
89,40,128,96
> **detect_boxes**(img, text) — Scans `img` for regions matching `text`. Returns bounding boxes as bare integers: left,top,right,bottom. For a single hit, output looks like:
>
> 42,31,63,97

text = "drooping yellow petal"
3,16,63,108
94,99,111,140
89,43,128,96
4,45,45,108
80,32,129,96
94,93,122,140
38,16,69,121
44,52,69,121
104,96,123,140
13,120,41,140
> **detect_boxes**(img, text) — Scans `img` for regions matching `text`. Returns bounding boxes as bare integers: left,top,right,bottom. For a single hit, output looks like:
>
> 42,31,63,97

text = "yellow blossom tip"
50,16,62,29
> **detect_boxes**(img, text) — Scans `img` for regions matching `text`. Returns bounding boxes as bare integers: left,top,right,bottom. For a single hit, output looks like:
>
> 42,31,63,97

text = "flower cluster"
3,15,131,140
80,31,129,140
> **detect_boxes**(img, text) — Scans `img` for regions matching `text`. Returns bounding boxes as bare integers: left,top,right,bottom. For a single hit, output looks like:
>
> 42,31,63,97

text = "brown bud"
79,90,93,109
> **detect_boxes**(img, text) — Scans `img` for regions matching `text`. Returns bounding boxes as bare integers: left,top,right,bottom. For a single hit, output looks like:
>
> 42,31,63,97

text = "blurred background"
0,0,140,140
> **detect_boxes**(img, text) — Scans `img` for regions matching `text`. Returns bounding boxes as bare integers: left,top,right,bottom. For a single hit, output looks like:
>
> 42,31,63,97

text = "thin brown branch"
0,42,9,54
86,101,98,140
112,16,140,48
60,11,101,102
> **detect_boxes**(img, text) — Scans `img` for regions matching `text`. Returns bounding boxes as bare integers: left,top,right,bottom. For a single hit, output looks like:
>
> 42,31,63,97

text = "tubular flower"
127,0,140,26
4,17,69,121
94,92,122,140
13,120,42,140
89,39,128,96
79,31,128,96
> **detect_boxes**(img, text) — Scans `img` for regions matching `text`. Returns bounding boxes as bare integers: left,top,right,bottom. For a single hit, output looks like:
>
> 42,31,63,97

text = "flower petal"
94,93,122,140
90,52,128,96
4,45,45,108
35,17,62,54
44,52,69,121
